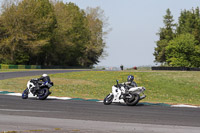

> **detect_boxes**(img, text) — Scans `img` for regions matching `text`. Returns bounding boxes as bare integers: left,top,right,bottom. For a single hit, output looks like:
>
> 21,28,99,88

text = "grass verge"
0,71,200,105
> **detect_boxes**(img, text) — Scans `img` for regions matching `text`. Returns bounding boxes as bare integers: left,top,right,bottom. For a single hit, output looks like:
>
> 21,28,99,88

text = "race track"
0,69,89,80
0,70,200,133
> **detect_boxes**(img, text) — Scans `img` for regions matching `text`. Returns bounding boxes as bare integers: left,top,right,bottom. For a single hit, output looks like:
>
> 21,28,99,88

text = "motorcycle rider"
38,74,51,84
123,75,138,94
126,75,138,88
32,74,51,95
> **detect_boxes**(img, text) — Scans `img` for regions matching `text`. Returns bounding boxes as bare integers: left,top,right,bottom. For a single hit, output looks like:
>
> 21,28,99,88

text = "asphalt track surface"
0,70,200,133
0,69,89,80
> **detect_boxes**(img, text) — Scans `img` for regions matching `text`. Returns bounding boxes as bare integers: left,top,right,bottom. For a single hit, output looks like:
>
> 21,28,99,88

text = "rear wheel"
103,94,114,105
22,88,29,99
38,88,49,100
124,93,140,106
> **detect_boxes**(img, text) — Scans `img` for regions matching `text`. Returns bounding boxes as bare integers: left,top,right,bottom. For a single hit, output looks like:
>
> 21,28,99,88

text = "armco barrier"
152,66,200,71
1,64,9,69
0,64,85,69
0,64,41,69
31,65,36,69
31,65,41,69
25,65,31,69
9,65,18,69
18,65,25,69
36,65,41,69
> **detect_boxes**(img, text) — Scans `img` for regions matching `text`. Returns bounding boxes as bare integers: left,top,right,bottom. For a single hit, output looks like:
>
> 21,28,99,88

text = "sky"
0,0,200,68
64,0,200,68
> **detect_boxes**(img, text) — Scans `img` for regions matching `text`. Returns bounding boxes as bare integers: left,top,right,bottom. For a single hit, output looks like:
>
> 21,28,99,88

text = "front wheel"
38,88,49,100
103,94,114,105
124,93,140,106
22,88,29,99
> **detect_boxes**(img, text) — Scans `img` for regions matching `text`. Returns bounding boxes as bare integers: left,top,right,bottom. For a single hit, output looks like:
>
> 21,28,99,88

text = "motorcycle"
103,80,146,106
22,78,53,100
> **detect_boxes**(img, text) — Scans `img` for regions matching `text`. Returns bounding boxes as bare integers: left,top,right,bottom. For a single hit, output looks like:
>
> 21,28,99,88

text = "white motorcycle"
22,78,53,100
103,80,146,106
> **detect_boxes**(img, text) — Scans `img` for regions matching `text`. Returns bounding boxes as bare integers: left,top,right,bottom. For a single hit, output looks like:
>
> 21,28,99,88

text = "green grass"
0,71,200,105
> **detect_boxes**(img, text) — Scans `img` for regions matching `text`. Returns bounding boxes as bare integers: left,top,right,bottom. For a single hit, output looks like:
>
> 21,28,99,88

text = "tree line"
154,7,200,67
0,0,108,67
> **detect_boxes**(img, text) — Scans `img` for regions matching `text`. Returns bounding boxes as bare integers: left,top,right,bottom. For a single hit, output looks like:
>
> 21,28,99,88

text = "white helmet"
42,74,48,77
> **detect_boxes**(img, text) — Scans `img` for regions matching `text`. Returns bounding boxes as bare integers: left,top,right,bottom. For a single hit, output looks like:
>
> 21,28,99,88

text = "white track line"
5,93,71,100
171,104,200,108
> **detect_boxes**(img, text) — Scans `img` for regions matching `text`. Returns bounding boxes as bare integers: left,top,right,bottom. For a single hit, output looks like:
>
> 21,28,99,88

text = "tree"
0,0,56,65
154,9,176,64
177,7,200,44
0,15,10,64
82,7,108,67
165,33,200,67
53,3,108,67
53,2,91,66
0,0,108,67
153,39,168,64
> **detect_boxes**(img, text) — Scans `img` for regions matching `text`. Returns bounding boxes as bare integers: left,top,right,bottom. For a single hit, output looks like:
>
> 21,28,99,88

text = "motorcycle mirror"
116,80,119,84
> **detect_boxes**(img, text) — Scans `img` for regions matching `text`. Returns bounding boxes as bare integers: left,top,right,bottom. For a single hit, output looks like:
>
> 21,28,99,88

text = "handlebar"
116,80,126,86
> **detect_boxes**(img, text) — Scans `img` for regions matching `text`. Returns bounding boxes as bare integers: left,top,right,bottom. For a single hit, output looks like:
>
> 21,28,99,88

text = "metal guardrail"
0,64,41,69
151,66,200,71
0,64,89,69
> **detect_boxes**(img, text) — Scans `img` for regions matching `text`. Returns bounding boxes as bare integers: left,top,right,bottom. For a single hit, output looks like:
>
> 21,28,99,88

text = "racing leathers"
125,81,138,88
38,76,51,83
33,76,51,95
122,81,138,94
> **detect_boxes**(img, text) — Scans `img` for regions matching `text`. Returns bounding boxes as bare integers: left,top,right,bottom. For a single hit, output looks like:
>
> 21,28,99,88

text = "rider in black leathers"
32,74,51,95
123,75,138,94
38,74,51,83
125,75,137,88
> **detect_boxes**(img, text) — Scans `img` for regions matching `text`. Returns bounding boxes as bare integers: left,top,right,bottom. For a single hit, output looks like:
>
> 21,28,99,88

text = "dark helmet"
127,75,134,82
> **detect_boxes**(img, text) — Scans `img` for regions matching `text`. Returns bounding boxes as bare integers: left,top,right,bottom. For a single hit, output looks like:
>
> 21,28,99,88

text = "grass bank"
0,70,200,105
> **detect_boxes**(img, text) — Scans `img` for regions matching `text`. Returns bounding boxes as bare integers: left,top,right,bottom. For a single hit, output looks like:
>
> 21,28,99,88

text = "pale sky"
1,0,200,68
64,0,200,68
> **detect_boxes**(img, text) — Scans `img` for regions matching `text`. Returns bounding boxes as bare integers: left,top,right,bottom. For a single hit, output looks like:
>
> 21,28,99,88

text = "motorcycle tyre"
124,93,140,106
22,88,29,99
38,88,49,100
103,94,114,105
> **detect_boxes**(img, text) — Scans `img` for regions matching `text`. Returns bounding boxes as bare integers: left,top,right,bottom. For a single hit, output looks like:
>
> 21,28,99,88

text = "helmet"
127,75,134,82
42,74,48,77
